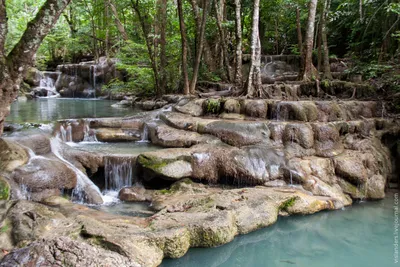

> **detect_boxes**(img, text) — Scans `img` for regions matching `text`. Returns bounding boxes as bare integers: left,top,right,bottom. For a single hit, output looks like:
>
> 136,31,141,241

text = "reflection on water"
162,195,395,267
7,98,134,123
91,201,153,217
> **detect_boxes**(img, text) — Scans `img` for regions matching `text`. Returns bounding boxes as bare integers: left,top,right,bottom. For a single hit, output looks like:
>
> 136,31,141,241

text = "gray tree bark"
321,0,332,79
299,0,319,81
234,0,242,86
246,0,262,98
0,0,72,135
177,0,190,95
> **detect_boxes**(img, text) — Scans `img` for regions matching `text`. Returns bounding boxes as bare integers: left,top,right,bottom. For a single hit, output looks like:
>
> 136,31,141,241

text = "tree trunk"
321,0,332,79
246,0,262,98
317,11,322,71
0,0,71,135
131,1,160,95
189,0,215,72
296,7,303,54
189,0,209,94
299,0,318,81
177,0,189,95
214,0,231,81
158,0,167,96
109,0,129,41
234,0,242,86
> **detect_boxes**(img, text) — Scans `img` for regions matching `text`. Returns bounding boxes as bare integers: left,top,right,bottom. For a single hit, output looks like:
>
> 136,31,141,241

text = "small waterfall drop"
59,125,72,142
138,124,149,143
102,156,136,205
83,121,98,142
381,102,386,119
104,157,134,191
50,137,103,204
38,72,60,98
90,65,97,98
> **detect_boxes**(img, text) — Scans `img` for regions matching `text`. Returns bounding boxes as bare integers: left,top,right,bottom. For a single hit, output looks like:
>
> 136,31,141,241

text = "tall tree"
189,0,209,94
108,0,129,41
299,0,318,81
177,0,189,95
296,6,303,54
214,0,231,81
321,0,332,79
157,0,167,96
131,0,161,96
234,0,242,86
0,0,71,135
246,0,262,98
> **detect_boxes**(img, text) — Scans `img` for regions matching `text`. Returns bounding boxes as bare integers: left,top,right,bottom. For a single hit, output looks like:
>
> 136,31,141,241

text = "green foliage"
205,99,221,114
0,223,9,233
345,62,393,79
279,197,296,211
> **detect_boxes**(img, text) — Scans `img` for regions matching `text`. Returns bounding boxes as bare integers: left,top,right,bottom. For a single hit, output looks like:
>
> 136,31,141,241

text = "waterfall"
90,65,97,98
276,102,282,121
50,137,103,204
59,125,72,142
381,102,386,119
38,72,60,98
102,156,136,205
83,121,98,142
104,157,134,191
138,124,149,143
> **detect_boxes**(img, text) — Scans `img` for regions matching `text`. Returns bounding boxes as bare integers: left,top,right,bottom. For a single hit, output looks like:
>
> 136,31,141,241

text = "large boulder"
334,155,368,185
0,237,140,267
0,139,29,172
148,122,218,148
174,99,205,117
199,121,270,147
12,158,77,194
244,100,268,118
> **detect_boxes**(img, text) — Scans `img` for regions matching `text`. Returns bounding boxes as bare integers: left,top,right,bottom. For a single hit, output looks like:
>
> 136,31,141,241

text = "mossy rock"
0,177,10,200
279,197,297,211
0,138,29,172
203,99,221,114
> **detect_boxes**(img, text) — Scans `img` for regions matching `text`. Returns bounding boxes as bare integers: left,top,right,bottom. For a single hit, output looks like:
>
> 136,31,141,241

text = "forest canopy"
4,0,400,96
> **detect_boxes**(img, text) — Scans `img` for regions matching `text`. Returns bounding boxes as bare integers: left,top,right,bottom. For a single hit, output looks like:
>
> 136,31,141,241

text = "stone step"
175,98,388,122
261,81,375,100
160,111,400,151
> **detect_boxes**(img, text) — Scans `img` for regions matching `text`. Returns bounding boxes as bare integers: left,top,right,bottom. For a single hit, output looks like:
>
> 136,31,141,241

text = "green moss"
0,178,10,200
279,197,296,211
158,179,195,195
0,223,9,233
205,99,221,114
138,155,170,174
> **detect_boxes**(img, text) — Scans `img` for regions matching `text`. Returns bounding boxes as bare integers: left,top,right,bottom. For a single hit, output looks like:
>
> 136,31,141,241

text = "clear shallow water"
162,195,396,267
7,98,134,123
91,198,153,217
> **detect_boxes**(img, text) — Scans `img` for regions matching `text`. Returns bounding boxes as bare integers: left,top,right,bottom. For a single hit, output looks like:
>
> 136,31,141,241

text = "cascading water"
102,156,136,204
38,72,60,98
138,123,149,143
104,157,134,190
90,65,97,98
50,137,103,204
59,124,72,142
83,121,98,142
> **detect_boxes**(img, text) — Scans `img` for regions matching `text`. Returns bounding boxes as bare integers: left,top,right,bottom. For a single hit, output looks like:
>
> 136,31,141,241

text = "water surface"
162,195,396,267
8,98,134,123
